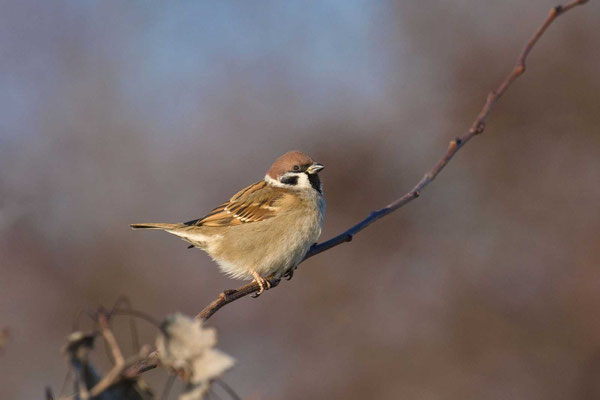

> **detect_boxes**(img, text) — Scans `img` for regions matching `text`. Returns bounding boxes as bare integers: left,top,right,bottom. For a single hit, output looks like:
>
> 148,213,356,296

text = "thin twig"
111,308,162,329
98,312,125,366
215,379,242,400
194,0,589,321
84,312,153,397
87,347,152,397
110,296,141,352
57,367,73,399
160,374,176,400
118,0,590,380
123,350,160,377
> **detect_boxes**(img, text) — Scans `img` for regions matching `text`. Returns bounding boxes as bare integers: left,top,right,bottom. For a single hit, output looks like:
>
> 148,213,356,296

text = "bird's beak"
307,162,324,174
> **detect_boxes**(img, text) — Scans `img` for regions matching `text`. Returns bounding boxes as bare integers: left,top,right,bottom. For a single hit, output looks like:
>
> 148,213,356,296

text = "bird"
131,150,325,295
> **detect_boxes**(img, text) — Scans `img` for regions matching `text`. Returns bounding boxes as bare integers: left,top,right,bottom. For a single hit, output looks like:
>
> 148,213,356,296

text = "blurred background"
1,1,599,399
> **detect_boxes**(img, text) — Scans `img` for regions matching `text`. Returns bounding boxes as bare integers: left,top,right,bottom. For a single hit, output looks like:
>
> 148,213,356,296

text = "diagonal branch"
111,2,590,383
195,0,589,321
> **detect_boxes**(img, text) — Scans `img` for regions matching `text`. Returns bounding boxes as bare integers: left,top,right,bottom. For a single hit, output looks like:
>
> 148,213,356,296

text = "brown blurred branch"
195,0,588,321
84,312,152,399
87,350,150,398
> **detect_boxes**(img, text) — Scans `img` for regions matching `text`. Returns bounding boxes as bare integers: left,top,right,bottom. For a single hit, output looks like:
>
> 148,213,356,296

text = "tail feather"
131,222,207,249
130,223,180,230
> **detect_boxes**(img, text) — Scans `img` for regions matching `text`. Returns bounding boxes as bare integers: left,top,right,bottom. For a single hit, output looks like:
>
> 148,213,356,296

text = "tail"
130,223,181,230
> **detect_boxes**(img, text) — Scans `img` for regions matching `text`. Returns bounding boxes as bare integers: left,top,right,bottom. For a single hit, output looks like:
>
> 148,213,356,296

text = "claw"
250,270,270,298
284,269,294,281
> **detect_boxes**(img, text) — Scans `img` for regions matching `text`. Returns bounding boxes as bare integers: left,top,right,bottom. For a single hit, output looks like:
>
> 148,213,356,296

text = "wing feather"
184,181,286,227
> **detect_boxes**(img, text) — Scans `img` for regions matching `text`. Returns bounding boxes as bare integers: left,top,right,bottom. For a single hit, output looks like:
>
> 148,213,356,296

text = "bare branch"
87,347,152,397
98,313,125,367
124,351,160,377
195,0,589,321
84,312,152,398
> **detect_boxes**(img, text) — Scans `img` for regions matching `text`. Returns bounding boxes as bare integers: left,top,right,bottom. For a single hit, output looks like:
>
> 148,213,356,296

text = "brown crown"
266,150,314,179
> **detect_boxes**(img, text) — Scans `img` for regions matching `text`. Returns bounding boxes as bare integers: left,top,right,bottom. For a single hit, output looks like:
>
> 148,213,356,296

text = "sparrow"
131,151,325,295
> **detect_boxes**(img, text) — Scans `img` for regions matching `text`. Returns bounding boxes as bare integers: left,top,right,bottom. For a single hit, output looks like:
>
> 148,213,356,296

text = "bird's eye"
292,165,300,172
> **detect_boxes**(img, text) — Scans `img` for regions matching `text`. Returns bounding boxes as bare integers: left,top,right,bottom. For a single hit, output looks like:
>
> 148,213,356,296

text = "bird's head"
265,150,324,193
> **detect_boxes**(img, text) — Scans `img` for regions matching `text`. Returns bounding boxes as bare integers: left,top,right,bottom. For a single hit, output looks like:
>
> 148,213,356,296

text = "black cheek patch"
280,176,298,186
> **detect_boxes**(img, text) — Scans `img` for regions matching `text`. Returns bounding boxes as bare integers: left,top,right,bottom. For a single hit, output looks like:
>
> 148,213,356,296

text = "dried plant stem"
87,350,150,397
98,313,125,366
195,0,589,321
84,313,152,397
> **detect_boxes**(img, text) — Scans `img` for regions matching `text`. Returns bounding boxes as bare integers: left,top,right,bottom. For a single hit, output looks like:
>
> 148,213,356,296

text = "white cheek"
294,173,312,189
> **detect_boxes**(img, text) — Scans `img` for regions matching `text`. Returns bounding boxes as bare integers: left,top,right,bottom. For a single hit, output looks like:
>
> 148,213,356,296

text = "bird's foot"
283,269,294,281
250,271,271,298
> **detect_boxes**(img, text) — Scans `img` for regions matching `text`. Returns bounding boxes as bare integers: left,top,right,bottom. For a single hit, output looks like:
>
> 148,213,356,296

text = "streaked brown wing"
184,181,285,227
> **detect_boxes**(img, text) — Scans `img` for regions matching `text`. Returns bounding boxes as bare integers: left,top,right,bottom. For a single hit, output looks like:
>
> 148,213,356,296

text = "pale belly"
208,203,324,280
